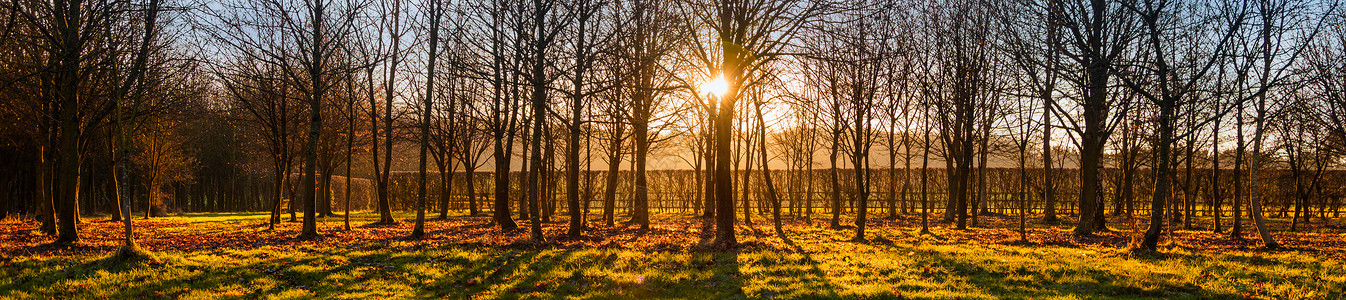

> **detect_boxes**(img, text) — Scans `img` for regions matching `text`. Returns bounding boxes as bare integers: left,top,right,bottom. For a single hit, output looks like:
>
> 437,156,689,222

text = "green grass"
2,213,1342,299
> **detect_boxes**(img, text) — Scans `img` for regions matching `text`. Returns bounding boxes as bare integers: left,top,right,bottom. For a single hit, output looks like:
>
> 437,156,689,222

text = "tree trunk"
1141,100,1175,250
37,140,56,235
345,125,353,230
1248,106,1279,248
887,124,897,220
1018,145,1028,241
566,122,584,237
702,130,716,218
493,138,517,230
712,76,738,247
1183,127,1195,230
754,99,785,237
1211,119,1221,232
526,95,546,242
1074,61,1108,236
805,144,814,222
633,120,650,231
853,127,870,240
412,0,441,238
53,0,85,242
919,127,931,234
1231,103,1245,239
519,125,532,221
1042,95,1057,223
829,134,841,228
603,139,622,227
741,120,754,226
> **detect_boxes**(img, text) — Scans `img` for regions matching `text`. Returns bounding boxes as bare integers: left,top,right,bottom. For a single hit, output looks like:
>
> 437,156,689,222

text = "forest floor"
2,211,1343,299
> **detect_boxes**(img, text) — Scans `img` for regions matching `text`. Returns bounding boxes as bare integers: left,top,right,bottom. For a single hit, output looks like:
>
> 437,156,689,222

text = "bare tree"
112,0,166,254
410,0,444,239
1237,0,1336,249
520,0,574,242
618,0,684,232
558,0,615,238
1042,0,1139,235
678,0,827,247
919,0,999,230
203,0,366,238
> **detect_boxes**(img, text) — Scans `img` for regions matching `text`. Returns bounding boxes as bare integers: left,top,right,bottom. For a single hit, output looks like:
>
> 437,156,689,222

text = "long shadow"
419,248,668,299
3,239,1268,299
873,243,1247,299
685,223,845,299
679,250,748,298
466,250,576,298
418,249,542,298
0,246,363,299
770,238,845,298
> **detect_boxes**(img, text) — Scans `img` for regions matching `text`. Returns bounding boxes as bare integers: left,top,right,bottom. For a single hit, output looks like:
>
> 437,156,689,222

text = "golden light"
700,74,728,98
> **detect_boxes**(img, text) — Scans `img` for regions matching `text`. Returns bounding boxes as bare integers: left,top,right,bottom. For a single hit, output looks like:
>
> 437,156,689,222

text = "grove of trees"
2,0,1344,253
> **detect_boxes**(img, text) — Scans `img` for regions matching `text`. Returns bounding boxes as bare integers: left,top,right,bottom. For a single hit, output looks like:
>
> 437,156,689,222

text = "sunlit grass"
2,213,1341,299
6,244,1340,299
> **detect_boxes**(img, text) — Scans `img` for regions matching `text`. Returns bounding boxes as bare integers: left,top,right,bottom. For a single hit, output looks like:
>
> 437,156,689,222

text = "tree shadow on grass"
389,249,540,299
882,244,1245,299
420,249,644,299
762,238,845,298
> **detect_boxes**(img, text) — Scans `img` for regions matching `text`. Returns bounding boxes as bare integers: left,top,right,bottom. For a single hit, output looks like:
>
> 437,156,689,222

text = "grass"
1,212,1342,299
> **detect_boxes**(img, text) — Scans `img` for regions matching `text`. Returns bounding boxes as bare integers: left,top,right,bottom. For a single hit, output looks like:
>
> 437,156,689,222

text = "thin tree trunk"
1042,96,1057,223
1211,118,1221,233
919,119,931,234
1141,99,1175,250
753,98,784,237
829,133,841,228
1248,104,1279,248
1232,102,1245,239
603,138,622,227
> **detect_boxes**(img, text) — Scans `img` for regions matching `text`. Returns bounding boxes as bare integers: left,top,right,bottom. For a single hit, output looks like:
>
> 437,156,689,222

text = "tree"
678,0,827,247
522,0,573,242
620,0,685,232
135,119,196,218
112,0,166,254
1122,0,1236,249
411,0,444,239
432,3,472,220
559,0,613,238
997,1,1050,239
204,0,364,238
1120,0,1332,250
368,0,407,226
1274,93,1332,231
8,0,117,244
919,0,999,231
474,0,522,231
998,0,1066,224
1236,0,1336,249
595,76,629,227
1041,0,1139,235
219,61,302,231
1304,10,1345,160
825,0,898,240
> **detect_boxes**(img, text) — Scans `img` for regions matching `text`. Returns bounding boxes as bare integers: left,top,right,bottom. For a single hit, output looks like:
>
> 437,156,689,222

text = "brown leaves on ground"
2,213,1342,259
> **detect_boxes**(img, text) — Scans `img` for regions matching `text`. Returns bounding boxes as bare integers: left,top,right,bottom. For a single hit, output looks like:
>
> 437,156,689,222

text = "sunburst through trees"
1,0,1345,298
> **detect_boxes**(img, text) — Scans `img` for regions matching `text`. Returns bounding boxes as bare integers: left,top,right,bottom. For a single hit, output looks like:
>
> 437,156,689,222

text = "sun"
700,74,728,98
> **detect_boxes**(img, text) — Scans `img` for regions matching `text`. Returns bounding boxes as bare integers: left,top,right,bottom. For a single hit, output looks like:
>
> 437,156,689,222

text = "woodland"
1,0,1345,298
